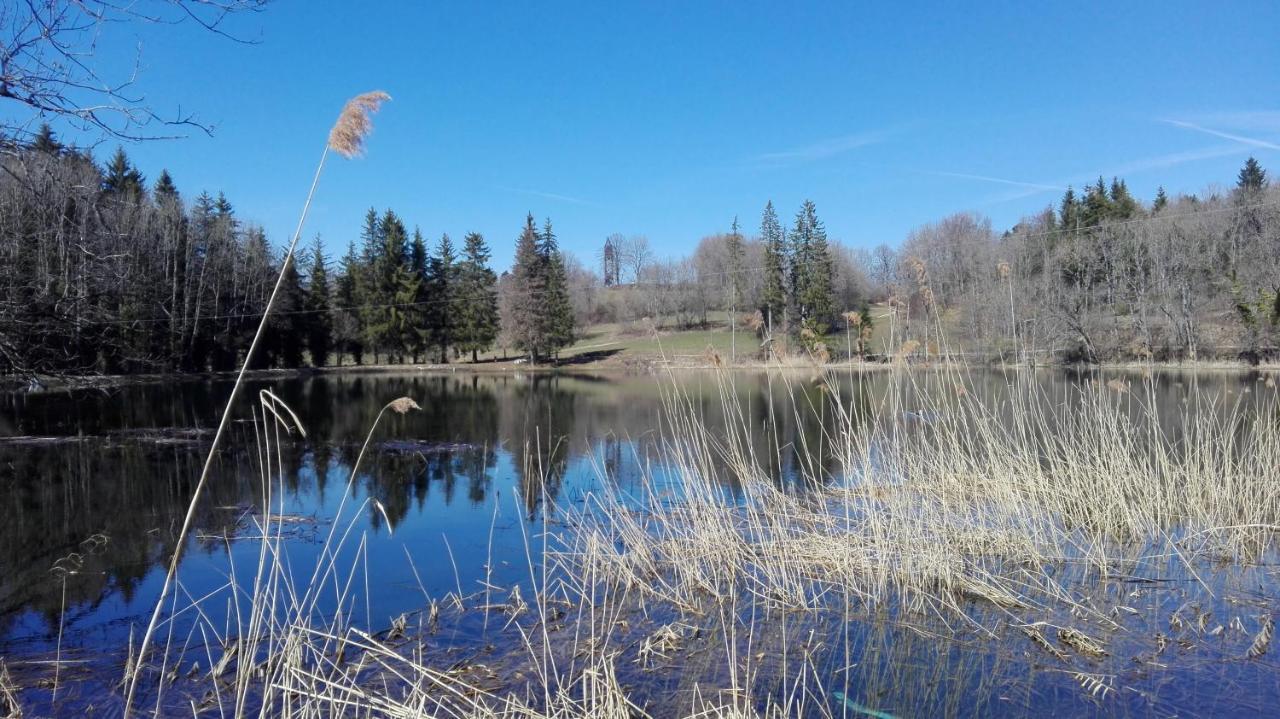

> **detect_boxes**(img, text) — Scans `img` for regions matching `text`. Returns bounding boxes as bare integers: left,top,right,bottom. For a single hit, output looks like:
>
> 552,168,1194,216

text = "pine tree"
1059,187,1079,230
305,236,333,367
407,228,431,362
1153,186,1169,213
540,218,575,357
1109,177,1140,219
270,254,308,368
426,233,457,363
510,213,548,362
456,231,499,362
153,170,178,201
31,123,61,154
356,208,382,360
1237,157,1267,197
725,217,745,359
794,200,835,335
102,146,145,197
336,240,364,365
367,209,413,361
759,201,787,333
788,203,813,326
1081,176,1112,226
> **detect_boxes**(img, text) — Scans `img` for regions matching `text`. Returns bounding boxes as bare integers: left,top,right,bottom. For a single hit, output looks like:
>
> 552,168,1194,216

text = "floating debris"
1022,625,1068,661
1058,627,1108,658
1247,615,1273,659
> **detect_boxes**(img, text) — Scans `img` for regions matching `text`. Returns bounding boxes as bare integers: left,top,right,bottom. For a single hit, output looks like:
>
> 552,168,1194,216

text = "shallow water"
0,368,1277,716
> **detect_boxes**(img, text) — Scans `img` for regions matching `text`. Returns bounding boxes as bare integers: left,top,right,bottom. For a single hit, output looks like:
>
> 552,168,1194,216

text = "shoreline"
5,356,1278,393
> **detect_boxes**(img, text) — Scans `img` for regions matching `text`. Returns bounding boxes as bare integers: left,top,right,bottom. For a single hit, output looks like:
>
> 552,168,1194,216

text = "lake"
1,368,1278,716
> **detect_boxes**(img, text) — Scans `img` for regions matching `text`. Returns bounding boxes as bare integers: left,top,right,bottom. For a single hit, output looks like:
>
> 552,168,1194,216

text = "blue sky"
13,1,1280,269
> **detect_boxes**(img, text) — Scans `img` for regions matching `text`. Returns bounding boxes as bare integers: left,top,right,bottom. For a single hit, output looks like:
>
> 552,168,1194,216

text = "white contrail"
1161,119,1280,151
753,129,890,165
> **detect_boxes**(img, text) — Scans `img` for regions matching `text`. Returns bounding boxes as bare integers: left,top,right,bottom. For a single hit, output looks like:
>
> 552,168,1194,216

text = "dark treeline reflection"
0,369,1267,639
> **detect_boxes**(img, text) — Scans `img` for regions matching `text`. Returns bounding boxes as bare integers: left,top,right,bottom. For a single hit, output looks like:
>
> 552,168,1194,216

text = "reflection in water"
0,368,1274,712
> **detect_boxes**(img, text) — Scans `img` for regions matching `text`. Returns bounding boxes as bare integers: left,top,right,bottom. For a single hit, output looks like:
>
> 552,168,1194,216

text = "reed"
123,90,389,716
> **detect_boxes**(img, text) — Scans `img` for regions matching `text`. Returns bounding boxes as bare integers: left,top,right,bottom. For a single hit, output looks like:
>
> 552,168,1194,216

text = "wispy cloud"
920,169,1064,192
752,129,891,166
495,185,598,207
1160,119,1280,151
983,144,1249,205
1182,110,1280,133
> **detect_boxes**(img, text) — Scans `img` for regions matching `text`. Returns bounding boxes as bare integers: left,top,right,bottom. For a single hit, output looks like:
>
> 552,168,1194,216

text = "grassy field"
474,305,902,368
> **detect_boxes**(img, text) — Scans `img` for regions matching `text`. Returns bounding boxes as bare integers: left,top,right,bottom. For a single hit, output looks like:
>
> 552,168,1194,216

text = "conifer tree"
793,200,835,334
456,231,499,362
1081,176,1112,226
153,169,178,200
759,201,787,333
1153,186,1169,213
407,228,431,362
102,146,145,196
427,233,457,362
336,241,364,365
305,236,333,367
540,218,575,357
357,208,382,360
1059,187,1079,230
1109,177,1140,219
510,213,548,362
270,254,307,368
32,123,62,154
1237,157,1267,197
725,217,745,358
368,209,413,361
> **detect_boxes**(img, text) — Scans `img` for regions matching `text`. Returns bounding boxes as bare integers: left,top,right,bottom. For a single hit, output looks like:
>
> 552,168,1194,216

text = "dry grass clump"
554,367,1280,638
119,366,1280,717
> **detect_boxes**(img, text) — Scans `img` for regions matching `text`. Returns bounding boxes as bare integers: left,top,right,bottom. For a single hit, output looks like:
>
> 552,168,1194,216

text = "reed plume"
328,91,391,158
124,90,391,717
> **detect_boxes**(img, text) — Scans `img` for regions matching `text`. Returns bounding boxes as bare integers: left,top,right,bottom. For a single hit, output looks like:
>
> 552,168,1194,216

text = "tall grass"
110,362,1280,717
123,91,390,716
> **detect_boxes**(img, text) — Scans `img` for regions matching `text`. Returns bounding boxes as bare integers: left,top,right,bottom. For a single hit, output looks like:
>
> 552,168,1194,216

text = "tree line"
863,158,1279,363
0,128,575,378
3,124,1275,376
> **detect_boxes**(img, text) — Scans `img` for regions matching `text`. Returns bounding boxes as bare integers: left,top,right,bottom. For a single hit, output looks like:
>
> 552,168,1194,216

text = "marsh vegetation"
2,367,1278,716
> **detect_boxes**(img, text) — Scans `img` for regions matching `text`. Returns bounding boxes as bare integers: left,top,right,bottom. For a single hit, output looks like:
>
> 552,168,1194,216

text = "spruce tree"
759,201,787,333
1059,187,1079,230
1109,177,1140,219
1237,157,1267,197
725,217,745,358
32,123,61,154
794,200,835,334
368,209,413,361
153,170,178,201
456,231,499,362
270,254,308,368
1081,176,1112,226
407,228,431,362
102,146,145,196
540,219,575,357
426,233,457,363
1153,186,1169,213
336,240,364,365
357,208,382,360
510,213,548,362
305,236,333,367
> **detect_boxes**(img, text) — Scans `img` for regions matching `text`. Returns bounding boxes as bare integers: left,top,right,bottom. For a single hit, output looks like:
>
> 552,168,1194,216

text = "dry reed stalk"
1247,615,1273,658
123,90,390,717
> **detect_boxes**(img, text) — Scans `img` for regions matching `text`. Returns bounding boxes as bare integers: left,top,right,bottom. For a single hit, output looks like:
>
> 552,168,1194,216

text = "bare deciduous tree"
1,0,267,141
